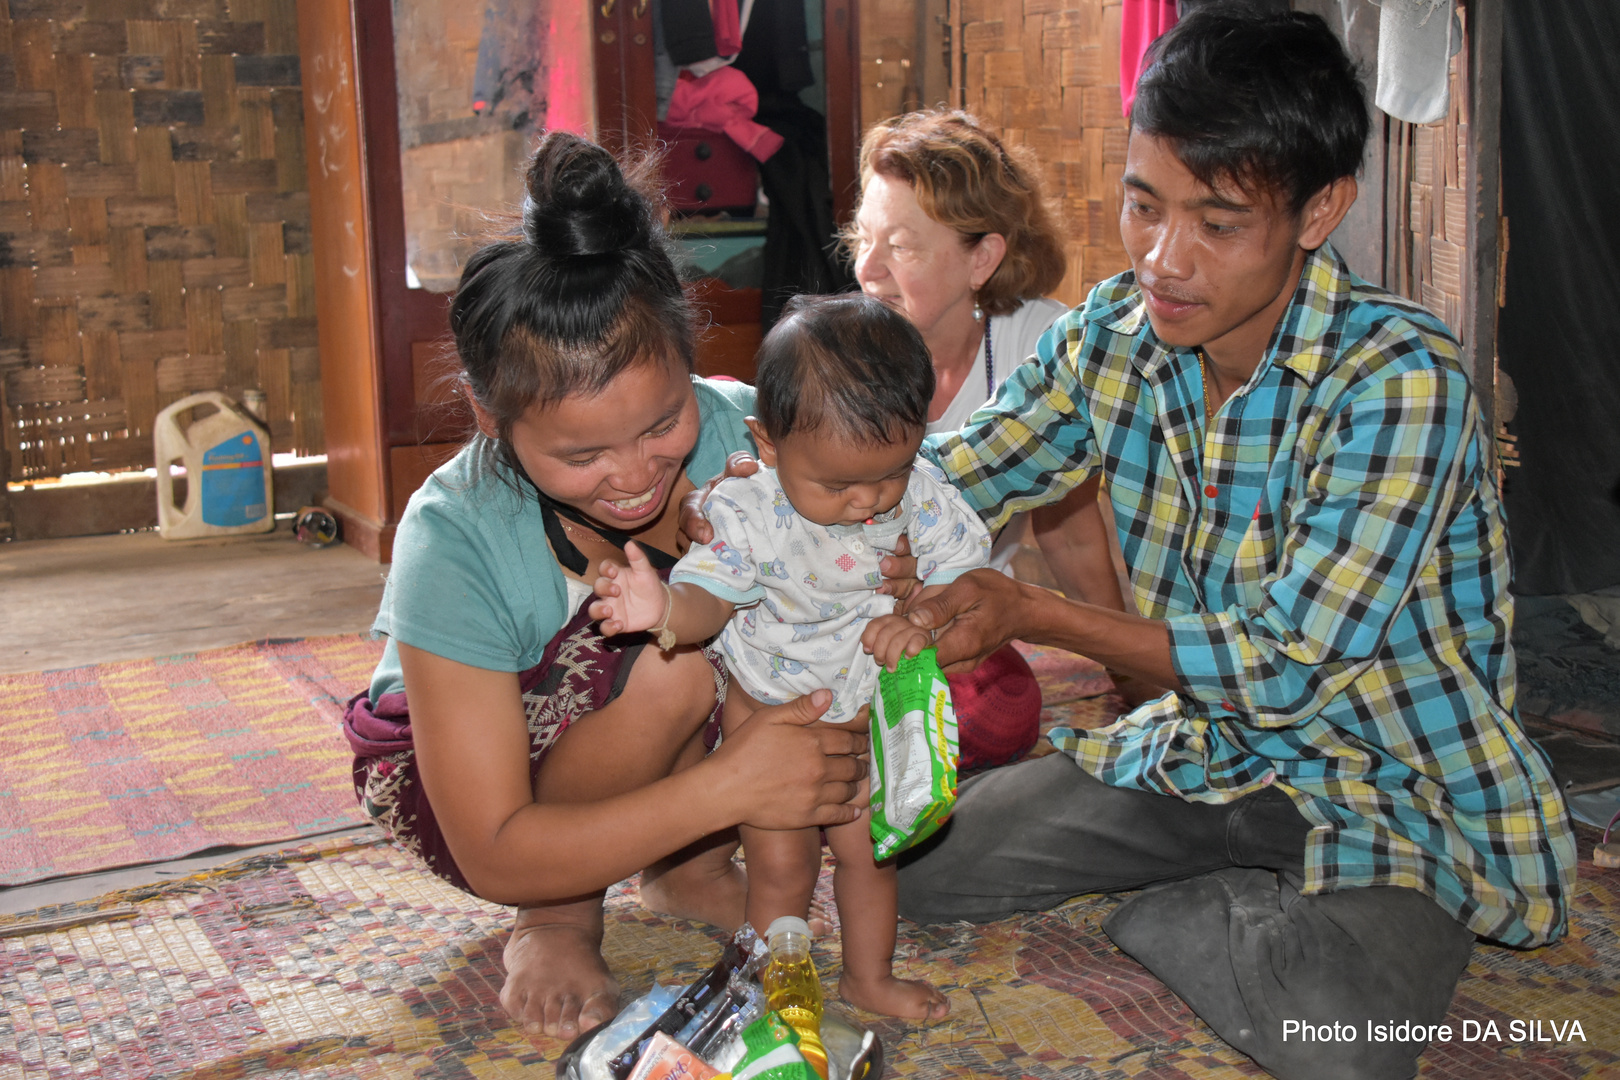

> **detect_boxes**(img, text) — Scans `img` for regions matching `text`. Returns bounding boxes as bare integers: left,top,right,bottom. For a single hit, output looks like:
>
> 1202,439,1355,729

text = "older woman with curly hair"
848,110,1154,734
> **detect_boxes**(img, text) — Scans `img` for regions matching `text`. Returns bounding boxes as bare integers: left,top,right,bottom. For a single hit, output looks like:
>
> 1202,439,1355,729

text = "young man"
897,8,1575,1079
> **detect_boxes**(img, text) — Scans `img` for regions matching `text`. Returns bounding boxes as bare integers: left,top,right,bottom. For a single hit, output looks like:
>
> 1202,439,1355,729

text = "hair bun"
523,131,651,258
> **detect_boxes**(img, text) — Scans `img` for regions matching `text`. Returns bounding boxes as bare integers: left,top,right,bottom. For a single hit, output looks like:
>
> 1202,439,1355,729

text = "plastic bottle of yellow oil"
762,916,829,1079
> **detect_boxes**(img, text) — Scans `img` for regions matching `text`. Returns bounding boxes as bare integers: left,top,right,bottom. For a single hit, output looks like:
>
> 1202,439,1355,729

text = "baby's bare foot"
500,912,620,1040
838,971,951,1022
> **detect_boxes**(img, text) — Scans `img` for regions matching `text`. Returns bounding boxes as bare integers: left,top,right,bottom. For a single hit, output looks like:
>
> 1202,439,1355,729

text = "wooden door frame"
826,0,862,224
353,0,455,453
1464,0,1502,440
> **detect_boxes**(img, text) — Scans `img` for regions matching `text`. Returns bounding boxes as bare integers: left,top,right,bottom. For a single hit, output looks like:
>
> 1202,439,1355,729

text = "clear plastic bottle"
761,916,829,1079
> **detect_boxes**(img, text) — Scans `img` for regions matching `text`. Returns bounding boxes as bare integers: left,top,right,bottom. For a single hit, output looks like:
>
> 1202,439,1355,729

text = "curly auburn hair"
847,110,1067,316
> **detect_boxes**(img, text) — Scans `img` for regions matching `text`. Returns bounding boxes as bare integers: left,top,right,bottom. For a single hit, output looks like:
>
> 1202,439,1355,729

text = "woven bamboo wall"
0,0,317,483
861,0,1130,308
1387,2,1471,340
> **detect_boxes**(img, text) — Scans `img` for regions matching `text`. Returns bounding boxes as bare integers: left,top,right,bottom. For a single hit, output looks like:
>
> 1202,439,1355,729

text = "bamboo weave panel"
0,0,318,482
1399,1,1472,341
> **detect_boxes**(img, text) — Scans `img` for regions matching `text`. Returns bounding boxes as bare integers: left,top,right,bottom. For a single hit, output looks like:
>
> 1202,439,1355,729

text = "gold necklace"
1196,348,1215,431
560,518,603,544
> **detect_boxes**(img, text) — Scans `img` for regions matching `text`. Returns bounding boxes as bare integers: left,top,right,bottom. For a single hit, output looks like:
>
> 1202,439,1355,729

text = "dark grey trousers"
896,753,1476,1080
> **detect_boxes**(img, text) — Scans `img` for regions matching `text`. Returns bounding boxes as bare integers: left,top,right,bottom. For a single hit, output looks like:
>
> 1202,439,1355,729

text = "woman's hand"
679,451,759,548
712,689,869,830
904,568,1038,673
861,613,934,672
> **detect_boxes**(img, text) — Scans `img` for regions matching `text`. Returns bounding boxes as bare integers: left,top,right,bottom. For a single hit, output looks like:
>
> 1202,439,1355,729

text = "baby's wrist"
650,580,677,650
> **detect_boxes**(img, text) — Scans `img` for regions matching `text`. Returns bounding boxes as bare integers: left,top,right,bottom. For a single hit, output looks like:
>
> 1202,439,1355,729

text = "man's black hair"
1132,5,1369,213
754,293,935,445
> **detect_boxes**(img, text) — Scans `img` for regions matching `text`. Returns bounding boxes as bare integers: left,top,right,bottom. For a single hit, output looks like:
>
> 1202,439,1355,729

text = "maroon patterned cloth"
343,602,725,896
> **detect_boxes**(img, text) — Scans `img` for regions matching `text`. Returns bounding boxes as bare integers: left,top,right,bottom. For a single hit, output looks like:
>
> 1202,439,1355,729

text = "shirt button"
1221,700,1235,711
849,540,865,553
1205,484,1219,498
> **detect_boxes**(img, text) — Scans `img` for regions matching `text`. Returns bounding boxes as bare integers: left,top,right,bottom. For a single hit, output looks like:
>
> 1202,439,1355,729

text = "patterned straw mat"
1,829,1616,1078
1,644,1615,1078
0,636,382,885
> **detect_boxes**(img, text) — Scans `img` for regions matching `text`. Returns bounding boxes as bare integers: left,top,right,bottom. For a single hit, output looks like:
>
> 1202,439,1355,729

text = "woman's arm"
399,643,867,906
1029,476,1131,612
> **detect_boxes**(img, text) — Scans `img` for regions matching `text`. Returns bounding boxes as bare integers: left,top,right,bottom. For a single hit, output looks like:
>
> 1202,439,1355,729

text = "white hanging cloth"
1373,0,1460,125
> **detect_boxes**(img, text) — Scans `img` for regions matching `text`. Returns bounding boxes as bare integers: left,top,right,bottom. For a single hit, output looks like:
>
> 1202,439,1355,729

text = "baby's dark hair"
450,132,694,471
753,294,935,446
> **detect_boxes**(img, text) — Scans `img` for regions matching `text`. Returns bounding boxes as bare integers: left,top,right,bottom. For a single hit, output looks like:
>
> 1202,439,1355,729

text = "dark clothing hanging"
733,0,814,97
733,1,849,327
660,0,719,66
753,98,854,329
1499,0,1620,594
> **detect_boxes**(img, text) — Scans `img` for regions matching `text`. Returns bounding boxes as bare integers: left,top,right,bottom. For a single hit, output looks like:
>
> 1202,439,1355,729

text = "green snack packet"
729,1013,819,1080
868,647,959,860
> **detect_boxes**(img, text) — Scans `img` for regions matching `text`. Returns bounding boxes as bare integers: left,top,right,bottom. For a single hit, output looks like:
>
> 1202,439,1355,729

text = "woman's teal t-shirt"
368,377,757,700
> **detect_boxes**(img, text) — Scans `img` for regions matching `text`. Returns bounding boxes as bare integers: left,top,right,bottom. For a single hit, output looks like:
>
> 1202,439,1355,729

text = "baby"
590,294,989,1020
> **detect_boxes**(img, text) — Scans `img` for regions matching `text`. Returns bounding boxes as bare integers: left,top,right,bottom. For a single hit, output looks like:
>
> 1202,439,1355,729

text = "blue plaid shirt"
926,244,1574,946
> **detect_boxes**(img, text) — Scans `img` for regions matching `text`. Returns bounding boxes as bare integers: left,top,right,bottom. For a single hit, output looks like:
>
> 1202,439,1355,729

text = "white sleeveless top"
926,297,1070,571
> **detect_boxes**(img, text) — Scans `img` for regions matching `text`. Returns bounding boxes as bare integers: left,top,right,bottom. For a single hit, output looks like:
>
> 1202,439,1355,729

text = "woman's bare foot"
639,831,749,930
639,859,749,929
639,847,837,936
500,902,621,1040
838,971,951,1022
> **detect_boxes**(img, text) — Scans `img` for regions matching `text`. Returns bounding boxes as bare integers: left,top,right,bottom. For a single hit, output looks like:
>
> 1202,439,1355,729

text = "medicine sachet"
868,648,959,860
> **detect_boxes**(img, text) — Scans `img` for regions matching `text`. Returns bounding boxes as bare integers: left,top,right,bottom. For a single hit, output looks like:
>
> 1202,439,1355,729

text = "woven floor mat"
0,635,384,885
1,827,1615,1080
0,636,1093,888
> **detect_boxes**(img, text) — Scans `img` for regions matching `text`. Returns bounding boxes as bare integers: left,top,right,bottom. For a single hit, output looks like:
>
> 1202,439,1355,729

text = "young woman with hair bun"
342,132,869,1040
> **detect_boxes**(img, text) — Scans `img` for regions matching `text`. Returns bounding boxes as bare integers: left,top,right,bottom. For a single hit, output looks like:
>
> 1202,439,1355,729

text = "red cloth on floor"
667,67,784,162
1120,0,1179,117
949,644,1043,773
711,0,742,58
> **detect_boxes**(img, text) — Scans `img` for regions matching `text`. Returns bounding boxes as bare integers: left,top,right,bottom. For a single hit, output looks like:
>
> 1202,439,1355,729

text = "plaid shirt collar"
1087,242,1351,387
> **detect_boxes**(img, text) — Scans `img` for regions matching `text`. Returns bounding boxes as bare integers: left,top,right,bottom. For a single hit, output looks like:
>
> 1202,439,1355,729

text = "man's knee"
897,754,1088,924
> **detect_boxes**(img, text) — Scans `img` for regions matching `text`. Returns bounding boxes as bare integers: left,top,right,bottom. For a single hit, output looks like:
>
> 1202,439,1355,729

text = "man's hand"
678,451,759,548
713,689,870,830
911,569,1180,687
904,568,1036,673
861,612,934,671
588,542,667,636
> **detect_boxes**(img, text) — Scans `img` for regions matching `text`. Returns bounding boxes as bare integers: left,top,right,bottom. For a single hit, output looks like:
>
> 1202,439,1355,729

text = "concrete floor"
0,524,388,912
1,524,387,673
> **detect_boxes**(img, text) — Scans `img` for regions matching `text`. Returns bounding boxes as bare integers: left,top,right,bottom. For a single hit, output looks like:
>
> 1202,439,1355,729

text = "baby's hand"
588,541,669,636
861,613,934,672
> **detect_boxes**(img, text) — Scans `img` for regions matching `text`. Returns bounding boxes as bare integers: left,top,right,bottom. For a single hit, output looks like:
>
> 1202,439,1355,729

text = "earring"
972,299,984,322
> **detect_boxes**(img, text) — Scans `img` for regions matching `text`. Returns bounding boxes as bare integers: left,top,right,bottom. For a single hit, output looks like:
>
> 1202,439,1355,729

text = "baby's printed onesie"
669,461,991,723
